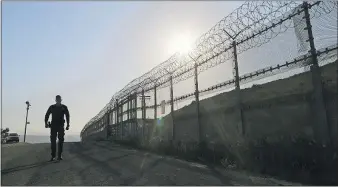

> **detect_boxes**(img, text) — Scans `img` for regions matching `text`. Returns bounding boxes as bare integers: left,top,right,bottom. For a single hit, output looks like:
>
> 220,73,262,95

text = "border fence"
80,0,337,151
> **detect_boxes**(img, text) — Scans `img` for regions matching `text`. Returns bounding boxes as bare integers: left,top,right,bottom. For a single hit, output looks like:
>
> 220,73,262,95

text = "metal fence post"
115,100,119,140
194,62,201,142
141,89,145,119
141,89,145,140
154,85,157,121
120,100,125,140
303,1,330,144
127,95,130,121
132,94,136,138
154,85,158,136
130,95,132,137
129,95,133,137
113,104,117,140
170,75,175,141
127,95,131,139
106,110,110,140
134,93,137,137
232,41,245,135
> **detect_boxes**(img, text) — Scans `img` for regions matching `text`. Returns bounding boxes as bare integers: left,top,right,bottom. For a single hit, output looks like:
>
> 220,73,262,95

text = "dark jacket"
45,104,70,127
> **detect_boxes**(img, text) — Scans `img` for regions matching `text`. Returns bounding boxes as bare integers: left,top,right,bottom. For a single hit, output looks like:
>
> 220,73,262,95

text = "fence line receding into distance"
80,1,337,145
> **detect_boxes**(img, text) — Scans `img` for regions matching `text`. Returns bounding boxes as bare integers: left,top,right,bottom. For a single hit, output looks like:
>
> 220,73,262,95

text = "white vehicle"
4,133,20,143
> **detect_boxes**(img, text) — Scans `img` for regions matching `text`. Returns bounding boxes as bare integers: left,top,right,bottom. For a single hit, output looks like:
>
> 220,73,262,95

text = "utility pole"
24,101,31,143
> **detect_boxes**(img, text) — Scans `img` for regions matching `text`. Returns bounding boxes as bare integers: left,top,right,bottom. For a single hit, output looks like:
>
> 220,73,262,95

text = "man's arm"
44,106,52,125
64,106,70,127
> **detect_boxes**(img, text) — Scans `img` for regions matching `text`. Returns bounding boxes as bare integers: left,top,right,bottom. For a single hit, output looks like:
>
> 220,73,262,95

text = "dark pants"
50,124,65,158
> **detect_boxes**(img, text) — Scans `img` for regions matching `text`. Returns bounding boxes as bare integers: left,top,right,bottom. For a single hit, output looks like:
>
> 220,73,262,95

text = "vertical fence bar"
141,89,145,140
194,62,201,142
154,85,158,136
134,93,137,119
232,41,245,135
113,105,116,140
118,103,120,140
115,100,119,140
115,101,118,123
154,85,157,121
130,94,133,137
303,2,329,144
170,75,175,141
122,101,123,139
106,110,110,140
142,89,145,119
120,101,124,141
112,104,115,140
127,96,130,121
129,95,132,137
133,93,137,138
134,93,137,138
127,94,132,140
120,103,122,140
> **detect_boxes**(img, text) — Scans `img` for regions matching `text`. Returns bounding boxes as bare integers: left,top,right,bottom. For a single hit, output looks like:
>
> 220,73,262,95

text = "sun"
167,32,194,55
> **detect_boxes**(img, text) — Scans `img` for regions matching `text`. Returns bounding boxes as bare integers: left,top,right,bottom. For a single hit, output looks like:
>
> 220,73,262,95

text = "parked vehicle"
5,133,20,143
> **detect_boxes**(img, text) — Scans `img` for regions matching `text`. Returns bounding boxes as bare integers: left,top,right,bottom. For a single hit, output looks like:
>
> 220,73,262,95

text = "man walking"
45,95,70,161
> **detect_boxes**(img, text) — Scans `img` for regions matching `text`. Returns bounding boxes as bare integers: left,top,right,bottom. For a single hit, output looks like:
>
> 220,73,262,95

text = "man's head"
55,95,62,104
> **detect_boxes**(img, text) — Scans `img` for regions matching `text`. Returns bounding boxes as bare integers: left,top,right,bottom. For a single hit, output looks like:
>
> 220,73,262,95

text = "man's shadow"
1,161,53,175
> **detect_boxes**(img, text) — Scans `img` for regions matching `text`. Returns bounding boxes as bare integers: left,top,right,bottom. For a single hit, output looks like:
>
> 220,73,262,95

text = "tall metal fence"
80,1,337,146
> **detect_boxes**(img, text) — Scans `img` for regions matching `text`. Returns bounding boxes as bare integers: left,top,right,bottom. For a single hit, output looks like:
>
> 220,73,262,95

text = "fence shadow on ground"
113,137,338,185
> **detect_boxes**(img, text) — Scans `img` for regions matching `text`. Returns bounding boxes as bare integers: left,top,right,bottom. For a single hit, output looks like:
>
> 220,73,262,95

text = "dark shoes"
50,155,62,161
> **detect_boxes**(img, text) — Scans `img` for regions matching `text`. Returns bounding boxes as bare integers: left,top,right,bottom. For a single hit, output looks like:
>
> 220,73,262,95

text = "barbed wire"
144,45,338,109
82,44,337,136
81,1,337,136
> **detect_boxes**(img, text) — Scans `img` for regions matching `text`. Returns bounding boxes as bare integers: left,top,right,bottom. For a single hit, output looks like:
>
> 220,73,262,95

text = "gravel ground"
1,141,301,186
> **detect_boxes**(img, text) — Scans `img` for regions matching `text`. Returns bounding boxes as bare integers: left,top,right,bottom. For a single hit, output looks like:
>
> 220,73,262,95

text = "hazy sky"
2,1,336,137
2,1,244,136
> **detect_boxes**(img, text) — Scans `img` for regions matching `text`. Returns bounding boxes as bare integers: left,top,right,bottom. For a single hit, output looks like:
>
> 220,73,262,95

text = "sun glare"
168,32,194,55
